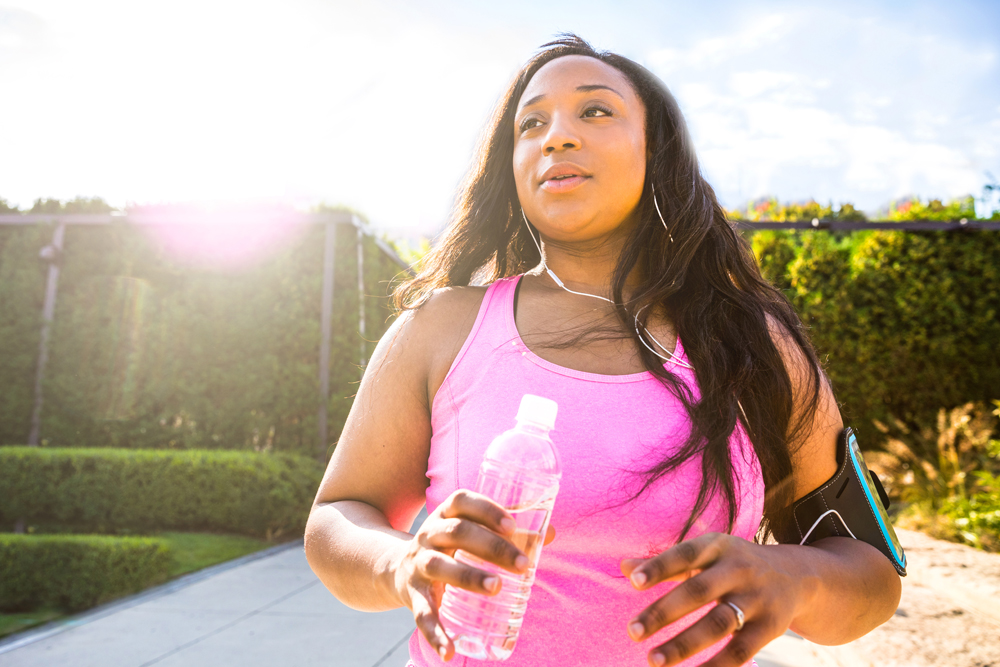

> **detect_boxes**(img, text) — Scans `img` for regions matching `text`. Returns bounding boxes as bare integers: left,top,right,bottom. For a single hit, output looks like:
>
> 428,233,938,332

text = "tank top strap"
475,275,520,348
440,276,520,387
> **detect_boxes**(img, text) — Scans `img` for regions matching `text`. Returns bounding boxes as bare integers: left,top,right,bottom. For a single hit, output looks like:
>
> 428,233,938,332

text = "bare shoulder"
764,313,842,500
414,285,489,326
764,313,808,373
405,285,489,403
371,286,488,383
315,285,488,531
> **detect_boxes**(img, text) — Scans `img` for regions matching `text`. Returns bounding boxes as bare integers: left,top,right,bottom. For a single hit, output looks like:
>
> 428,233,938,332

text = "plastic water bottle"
439,394,561,661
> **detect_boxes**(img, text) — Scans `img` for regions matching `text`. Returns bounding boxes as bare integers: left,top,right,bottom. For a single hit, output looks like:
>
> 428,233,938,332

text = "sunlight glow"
133,204,308,269
1,0,997,230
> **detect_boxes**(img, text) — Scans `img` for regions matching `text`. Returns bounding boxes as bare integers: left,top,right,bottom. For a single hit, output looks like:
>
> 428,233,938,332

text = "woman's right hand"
391,489,530,660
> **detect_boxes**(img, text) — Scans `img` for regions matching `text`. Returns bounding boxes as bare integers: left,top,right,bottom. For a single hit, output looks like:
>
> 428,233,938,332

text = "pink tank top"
408,276,764,667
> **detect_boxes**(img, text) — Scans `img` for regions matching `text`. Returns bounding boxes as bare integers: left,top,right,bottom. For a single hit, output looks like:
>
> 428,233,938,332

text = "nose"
542,113,580,155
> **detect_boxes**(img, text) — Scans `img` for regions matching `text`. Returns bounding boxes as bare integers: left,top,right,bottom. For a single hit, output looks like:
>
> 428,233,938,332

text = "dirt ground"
794,528,1000,667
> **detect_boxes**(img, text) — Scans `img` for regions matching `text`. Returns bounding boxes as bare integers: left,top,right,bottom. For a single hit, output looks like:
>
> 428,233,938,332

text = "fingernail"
483,576,499,592
650,652,666,666
515,555,529,570
500,517,516,534
628,621,645,640
439,646,448,659
631,571,647,587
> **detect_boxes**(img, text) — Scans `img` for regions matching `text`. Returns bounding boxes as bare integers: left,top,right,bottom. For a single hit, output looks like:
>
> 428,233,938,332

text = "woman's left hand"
620,532,818,667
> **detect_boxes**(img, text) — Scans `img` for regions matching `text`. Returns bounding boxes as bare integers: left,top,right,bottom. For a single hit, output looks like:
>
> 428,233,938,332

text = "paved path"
0,538,828,667
0,543,414,667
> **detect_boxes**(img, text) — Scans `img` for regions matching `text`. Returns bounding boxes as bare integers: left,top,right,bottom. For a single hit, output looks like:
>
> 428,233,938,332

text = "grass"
160,531,270,578
0,610,62,640
0,531,272,640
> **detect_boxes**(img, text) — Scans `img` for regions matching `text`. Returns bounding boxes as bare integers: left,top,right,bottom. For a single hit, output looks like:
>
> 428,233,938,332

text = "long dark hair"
394,35,822,540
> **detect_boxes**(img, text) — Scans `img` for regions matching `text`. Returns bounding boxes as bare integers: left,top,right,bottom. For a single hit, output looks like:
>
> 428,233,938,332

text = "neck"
533,226,638,301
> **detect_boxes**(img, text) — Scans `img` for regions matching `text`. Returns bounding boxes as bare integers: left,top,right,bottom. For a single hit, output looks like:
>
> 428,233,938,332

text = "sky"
1,0,998,235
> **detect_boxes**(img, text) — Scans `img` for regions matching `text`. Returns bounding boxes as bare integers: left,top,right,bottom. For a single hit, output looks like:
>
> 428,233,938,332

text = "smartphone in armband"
785,427,907,576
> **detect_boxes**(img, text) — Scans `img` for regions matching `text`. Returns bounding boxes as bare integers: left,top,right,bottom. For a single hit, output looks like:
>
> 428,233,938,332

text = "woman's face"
513,55,647,245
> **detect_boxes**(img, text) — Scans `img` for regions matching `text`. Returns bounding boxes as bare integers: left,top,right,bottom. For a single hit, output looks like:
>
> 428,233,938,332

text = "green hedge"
0,534,171,612
0,216,401,456
751,229,1000,437
0,448,323,538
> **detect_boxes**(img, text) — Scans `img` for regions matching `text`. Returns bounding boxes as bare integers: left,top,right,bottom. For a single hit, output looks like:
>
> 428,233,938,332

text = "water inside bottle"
439,466,558,661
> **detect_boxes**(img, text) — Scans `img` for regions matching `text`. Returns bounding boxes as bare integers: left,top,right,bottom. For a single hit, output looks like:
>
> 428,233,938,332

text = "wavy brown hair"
394,35,822,541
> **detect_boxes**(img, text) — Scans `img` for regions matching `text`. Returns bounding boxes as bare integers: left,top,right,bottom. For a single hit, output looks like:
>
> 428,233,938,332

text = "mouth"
540,164,591,193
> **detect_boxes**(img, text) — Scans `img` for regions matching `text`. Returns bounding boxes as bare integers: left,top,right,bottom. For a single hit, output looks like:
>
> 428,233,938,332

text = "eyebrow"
518,84,626,111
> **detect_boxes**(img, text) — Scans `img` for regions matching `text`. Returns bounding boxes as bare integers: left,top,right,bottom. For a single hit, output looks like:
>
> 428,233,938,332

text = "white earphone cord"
520,195,751,425
519,207,693,371
799,509,858,546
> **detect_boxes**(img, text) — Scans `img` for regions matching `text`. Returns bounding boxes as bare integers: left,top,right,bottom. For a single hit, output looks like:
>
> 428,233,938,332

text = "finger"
629,533,728,589
628,569,735,639
410,584,452,661
622,557,699,585
418,550,504,595
620,557,640,578
644,602,746,666
697,621,774,667
440,490,516,536
425,518,528,574
544,524,556,546
622,558,691,580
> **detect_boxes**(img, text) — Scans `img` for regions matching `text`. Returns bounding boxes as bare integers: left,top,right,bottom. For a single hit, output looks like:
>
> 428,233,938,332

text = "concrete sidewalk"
0,537,835,667
0,543,414,667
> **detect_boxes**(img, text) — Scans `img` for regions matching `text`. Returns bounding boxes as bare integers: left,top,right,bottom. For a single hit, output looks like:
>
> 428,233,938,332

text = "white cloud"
649,6,1000,212
648,13,795,75
0,1,997,228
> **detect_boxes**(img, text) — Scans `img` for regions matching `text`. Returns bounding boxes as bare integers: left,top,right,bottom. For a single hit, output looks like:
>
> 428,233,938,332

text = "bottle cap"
515,394,558,430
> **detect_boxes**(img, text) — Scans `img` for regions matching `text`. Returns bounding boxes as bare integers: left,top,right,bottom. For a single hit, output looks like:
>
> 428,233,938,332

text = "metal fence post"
28,221,66,446
355,217,366,374
317,220,336,462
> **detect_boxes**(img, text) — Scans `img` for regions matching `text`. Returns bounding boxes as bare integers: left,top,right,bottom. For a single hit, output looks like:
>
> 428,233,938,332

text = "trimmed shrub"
0,534,171,612
0,448,323,538
752,229,1000,439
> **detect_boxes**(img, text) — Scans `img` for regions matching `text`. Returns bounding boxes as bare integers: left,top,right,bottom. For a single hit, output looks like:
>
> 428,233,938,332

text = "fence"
3,213,995,459
734,219,1000,231
0,211,411,460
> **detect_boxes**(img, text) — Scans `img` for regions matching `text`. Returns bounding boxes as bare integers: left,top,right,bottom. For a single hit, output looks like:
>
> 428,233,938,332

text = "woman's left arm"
620,326,902,666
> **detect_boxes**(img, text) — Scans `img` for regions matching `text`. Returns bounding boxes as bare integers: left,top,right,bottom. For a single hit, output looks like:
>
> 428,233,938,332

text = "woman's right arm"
304,289,529,658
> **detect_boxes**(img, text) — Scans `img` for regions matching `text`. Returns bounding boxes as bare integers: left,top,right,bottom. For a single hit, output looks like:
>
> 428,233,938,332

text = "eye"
582,104,613,118
519,117,543,132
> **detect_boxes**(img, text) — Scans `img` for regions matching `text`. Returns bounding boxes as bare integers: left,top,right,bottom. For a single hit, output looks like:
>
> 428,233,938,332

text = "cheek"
512,151,525,184
625,131,648,181
606,132,646,197
512,144,535,201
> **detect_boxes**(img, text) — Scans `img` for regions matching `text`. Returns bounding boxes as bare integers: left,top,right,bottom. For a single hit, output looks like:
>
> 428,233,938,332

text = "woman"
305,35,901,667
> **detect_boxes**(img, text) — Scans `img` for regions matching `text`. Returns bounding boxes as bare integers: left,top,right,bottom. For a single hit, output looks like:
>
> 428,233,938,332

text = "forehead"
518,54,641,109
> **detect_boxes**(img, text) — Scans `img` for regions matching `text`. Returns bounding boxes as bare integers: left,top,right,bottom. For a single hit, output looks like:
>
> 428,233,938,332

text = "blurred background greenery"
0,193,998,638
743,194,1000,550
0,201,405,459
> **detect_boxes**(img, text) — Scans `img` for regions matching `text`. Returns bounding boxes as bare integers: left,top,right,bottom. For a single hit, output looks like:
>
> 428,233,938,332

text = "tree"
28,197,114,215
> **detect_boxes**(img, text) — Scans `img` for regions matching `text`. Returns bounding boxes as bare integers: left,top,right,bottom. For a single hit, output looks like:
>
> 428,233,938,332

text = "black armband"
778,427,907,576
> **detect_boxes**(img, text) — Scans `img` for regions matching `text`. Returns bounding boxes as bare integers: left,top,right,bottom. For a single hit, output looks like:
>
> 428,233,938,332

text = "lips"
539,163,591,193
